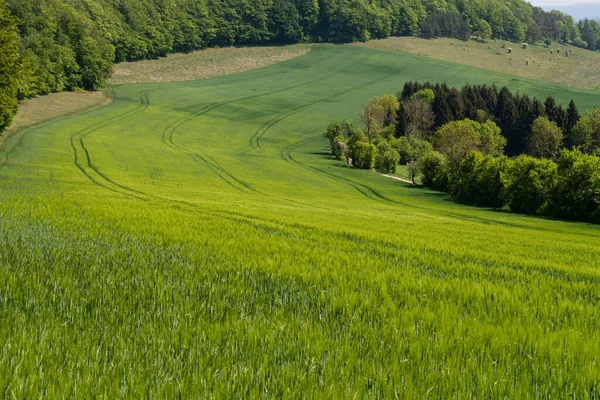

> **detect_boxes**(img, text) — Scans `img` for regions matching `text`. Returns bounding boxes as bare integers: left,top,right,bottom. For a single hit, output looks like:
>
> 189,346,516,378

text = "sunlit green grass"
1,44,599,398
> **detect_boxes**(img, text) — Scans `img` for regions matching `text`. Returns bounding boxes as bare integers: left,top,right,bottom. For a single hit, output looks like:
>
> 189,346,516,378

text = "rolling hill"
1,44,599,397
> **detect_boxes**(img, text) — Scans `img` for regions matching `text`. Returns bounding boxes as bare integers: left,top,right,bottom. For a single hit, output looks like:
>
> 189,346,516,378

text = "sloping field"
361,37,600,89
1,45,599,398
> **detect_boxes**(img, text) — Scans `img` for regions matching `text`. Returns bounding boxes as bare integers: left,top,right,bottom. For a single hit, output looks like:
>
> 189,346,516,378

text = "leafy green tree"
503,155,557,215
455,152,508,208
0,2,23,132
377,94,400,127
528,117,563,159
571,108,600,153
412,89,434,105
407,159,419,183
475,19,492,41
470,120,506,156
375,141,400,173
551,149,600,222
404,97,434,139
433,119,481,176
324,122,344,159
418,150,450,191
360,97,385,138
352,140,377,170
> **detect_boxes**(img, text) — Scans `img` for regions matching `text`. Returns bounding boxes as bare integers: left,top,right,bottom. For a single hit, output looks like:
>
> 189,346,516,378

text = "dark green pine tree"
564,100,581,148
495,87,521,155
544,96,558,123
401,81,416,99
532,98,546,119
517,95,535,153
554,105,567,130
432,93,452,128
394,101,408,138
447,88,465,121
481,85,498,114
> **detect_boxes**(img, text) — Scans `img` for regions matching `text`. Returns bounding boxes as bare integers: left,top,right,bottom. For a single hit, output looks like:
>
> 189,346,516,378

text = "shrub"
457,152,510,208
551,150,600,223
503,155,557,215
352,141,377,170
376,148,400,173
418,151,451,191
324,122,343,158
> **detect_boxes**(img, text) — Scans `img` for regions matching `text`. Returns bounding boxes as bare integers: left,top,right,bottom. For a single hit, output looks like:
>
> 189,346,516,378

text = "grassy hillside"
2,45,309,146
1,44,599,397
109,45,309,84
362,36,600,89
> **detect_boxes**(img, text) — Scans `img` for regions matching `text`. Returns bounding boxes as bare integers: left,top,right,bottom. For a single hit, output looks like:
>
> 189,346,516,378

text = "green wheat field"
1,44,599,398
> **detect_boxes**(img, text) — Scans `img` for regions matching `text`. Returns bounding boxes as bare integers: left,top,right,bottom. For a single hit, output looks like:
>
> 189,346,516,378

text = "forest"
2,0,600,133
324,82,600,223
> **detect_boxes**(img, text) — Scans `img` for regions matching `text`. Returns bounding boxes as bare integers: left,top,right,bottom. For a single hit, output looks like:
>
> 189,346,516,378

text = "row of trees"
1,0,597,134
423,149,600,224
3,0,594,92
324,82,600,223
0,1,22,132
398,81,589,156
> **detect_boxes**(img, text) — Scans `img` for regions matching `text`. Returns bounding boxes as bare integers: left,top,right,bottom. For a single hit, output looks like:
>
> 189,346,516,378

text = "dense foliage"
398,81,585,156
325,80,600,223
428,149,600,224
1,0,595,106
0,1,22,132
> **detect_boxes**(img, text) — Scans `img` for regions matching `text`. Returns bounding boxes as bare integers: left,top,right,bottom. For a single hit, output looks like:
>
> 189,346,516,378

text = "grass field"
1,44,600,398
1,91,109,148
361,37,600,89
109,45,309,84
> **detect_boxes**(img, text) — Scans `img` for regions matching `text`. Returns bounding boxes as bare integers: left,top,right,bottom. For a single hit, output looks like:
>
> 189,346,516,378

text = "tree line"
1,0,598,135
324,82,600,223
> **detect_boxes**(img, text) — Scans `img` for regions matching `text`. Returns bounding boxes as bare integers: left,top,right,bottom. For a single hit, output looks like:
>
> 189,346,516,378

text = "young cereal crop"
0,44,599,398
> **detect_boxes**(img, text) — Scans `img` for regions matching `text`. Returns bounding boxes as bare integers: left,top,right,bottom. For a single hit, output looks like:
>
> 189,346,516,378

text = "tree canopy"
0,1,22,132
1,0,598,134
4,0,595,97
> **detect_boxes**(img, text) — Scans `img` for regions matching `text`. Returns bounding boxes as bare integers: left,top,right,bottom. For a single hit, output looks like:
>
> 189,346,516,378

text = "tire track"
161,104,252,193
159,55,372,190
248,60,408,152
244,55,370,151
72,54,367,197
71,90,152,199
280,136,392,204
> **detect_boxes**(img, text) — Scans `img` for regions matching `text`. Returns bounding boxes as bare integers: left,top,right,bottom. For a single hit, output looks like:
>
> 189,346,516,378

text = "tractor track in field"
71,111,557,256
161,106,256,194
71,90,159,200
247,58,411,153
245,55,370,151
158,54,372,193
67,57,531,231
68,53,367,196
281,136,540,228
